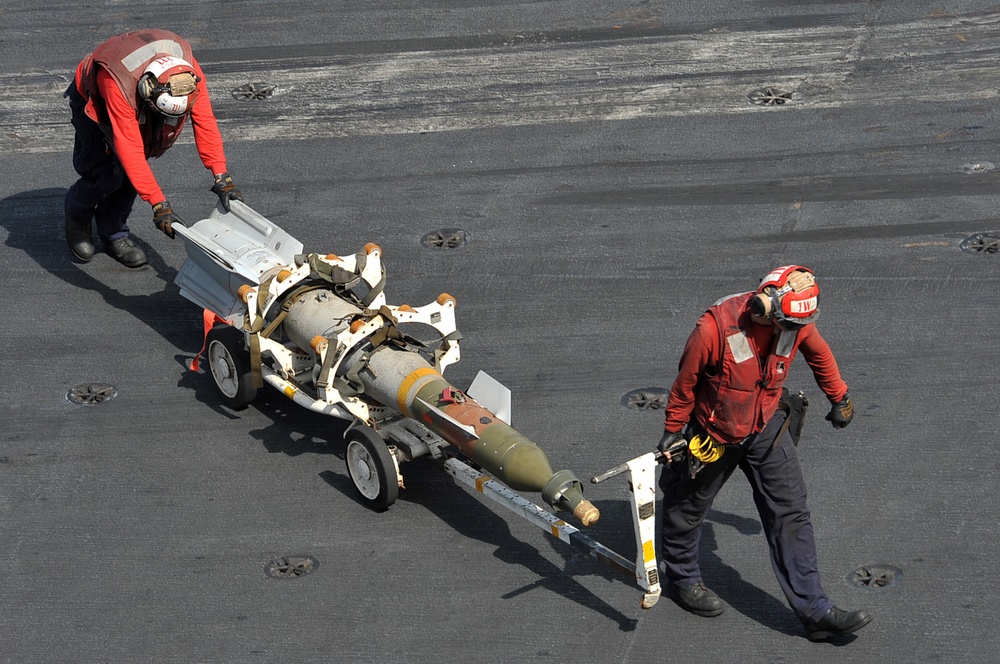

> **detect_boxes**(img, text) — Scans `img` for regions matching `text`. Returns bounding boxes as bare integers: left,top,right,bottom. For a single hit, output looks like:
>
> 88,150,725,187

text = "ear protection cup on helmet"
137,74,157,101
751,290,772,318
139,74,167,102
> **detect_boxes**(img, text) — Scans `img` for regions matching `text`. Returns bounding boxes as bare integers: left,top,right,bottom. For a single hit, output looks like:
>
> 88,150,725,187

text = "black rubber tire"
345,426,399,510
205,325,257,410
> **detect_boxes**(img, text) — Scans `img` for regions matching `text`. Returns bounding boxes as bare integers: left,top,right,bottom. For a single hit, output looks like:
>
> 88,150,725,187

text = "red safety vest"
76,30,195,158
694,292,804,443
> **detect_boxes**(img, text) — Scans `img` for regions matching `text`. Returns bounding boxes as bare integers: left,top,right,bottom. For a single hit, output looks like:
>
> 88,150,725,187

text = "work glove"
657,430,686,454
152,200,182,239
825,393,854,429
211,172,245,212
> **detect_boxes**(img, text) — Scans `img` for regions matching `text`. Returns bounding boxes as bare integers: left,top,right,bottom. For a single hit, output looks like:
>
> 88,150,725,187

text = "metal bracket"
624,453,661,608
443,457,637,583
592,451,663,609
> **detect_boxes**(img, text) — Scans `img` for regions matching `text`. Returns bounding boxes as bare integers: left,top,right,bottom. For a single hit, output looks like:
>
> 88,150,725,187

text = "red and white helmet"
754,265,820,326
138,55,199,117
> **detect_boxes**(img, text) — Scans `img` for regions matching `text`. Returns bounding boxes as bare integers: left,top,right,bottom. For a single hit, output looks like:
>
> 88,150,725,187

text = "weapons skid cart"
174,201,662,608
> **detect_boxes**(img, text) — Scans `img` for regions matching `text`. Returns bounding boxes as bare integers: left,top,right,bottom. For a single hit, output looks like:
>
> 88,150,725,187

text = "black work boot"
106,236,147,268
65,216,95,262
667,580,724,617
805,607,873,641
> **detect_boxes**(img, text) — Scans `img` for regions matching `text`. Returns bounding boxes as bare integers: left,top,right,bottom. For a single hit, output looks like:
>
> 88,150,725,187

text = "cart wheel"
206,325,257,410
345,426,399,510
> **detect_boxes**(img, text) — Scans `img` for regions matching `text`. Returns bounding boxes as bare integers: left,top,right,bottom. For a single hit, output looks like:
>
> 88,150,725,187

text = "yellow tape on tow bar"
642,539,656,564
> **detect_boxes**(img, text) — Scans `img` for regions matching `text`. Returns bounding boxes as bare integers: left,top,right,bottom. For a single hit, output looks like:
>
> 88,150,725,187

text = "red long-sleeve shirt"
664,312,848,434
94,63,227,205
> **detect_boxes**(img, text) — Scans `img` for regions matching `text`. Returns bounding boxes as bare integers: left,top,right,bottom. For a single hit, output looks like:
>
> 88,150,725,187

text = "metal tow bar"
443,457,639,593
448,446,682,609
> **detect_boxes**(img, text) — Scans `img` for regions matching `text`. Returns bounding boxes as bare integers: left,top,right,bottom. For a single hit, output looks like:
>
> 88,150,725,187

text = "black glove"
211,172,245,212
657,430,685,453
825,393,854,429
152,201,182,239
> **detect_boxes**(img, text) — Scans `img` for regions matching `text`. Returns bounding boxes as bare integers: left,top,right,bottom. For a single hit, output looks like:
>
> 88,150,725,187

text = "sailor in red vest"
64,30,244,267
657,265,871,641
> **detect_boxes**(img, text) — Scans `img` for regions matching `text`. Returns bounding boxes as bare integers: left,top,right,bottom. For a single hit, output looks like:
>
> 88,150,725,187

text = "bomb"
174,201,598,525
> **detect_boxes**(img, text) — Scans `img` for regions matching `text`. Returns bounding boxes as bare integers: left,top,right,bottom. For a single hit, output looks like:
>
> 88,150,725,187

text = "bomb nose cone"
544,469,600,526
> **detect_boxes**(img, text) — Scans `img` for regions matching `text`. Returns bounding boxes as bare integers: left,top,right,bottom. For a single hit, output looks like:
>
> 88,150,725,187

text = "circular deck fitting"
264,555,319,579
421,228,470,249
66,383,118,405
849,564,902,590
621,387,668,411
960,232,1000,254
961,161,994,174
231,82,276,101
748,87,793,106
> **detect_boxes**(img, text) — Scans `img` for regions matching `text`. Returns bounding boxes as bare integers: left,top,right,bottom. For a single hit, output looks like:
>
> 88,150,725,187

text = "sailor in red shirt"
64,30,245,267
657,266,871,642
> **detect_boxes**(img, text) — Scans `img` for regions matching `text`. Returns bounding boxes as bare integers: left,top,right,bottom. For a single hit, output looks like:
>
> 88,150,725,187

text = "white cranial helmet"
138,55,199,117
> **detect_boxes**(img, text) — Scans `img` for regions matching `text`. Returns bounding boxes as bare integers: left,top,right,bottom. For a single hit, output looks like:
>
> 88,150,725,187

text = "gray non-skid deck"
2,2,998,662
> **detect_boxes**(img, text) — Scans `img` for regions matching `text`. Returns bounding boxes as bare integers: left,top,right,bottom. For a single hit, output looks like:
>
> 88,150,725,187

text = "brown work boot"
667,580,724,617
65,216,94,262
106,236,147,268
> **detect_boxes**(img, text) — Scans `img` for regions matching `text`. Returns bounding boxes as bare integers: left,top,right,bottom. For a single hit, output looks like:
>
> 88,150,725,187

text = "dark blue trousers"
64,83,135,242
659,411,834,623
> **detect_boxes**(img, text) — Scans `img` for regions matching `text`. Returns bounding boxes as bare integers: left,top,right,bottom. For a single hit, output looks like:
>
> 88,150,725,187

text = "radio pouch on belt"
777,387,809,447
